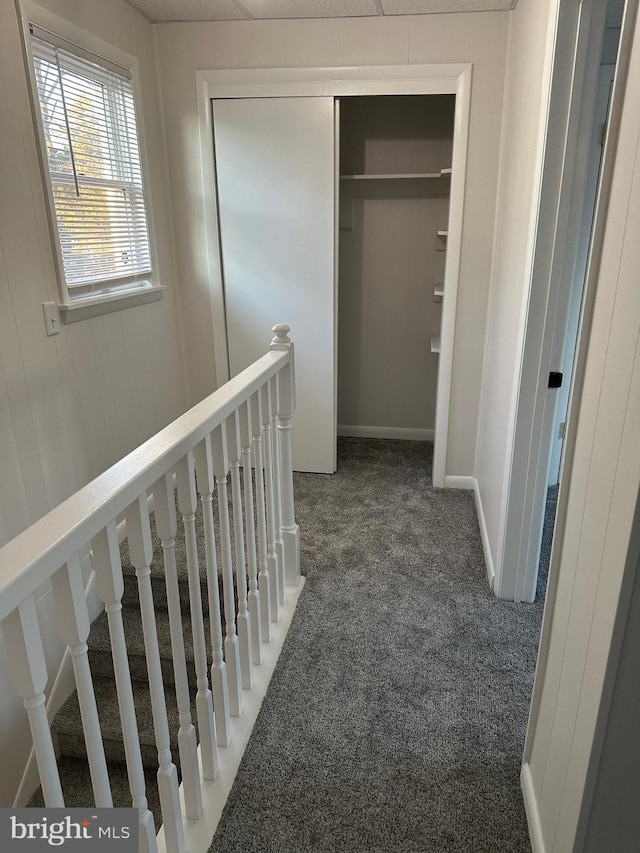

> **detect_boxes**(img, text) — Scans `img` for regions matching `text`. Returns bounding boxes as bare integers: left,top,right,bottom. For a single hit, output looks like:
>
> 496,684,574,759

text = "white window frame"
19,2,163,323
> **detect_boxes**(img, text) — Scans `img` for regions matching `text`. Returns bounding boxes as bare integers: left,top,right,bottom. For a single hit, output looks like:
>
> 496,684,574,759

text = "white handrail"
0,349,288,623
1,326,301,851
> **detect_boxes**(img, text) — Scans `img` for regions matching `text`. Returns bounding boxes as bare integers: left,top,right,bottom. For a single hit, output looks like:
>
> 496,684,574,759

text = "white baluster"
193,437,232,747
51,555,112,807
125,496,186,853
3,597,64,807
271,324,301,586
226,411,253,688
250,390,272,641
260,383,281,622
269,375,286,605
211,422,242,716
240,399,263,664
175,454,218,779
93,522,157,853
152,473,203,820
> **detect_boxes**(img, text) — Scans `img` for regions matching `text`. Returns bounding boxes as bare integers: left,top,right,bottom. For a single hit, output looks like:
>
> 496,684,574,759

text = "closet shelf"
430,334,441,354
340,168,452,181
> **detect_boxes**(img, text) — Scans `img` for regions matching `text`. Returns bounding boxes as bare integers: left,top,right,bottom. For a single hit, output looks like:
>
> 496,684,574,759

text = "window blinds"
30,27,152,298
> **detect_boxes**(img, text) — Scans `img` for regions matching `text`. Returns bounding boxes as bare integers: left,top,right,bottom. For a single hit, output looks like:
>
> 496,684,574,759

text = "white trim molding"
196,63,472,488
498,0,609,603
338,425,434,442
443,475,475,489
198,63,472,99
58,285,165,324
472,479,496,591
441,475,496,590
521,763,547,853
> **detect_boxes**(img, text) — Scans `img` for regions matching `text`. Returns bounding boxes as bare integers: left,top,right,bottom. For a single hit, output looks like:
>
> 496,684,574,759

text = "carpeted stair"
28,498,221,824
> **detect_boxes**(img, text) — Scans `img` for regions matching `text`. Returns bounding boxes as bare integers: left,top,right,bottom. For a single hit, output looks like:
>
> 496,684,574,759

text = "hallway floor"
209,439,542,852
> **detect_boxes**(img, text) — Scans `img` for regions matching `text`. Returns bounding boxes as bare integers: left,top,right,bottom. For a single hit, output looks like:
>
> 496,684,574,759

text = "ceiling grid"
126,0,517,23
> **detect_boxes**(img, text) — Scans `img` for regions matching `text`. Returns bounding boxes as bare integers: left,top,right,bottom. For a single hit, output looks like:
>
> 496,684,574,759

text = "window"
30,25,153,305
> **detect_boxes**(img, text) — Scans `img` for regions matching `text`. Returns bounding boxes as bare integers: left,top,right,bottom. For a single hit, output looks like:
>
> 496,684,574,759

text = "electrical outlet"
43,301,60,336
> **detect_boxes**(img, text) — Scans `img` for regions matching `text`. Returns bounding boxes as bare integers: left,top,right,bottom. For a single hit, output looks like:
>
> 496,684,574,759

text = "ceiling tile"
238,0,380,19
381,0,513,13
127,0,249,21
128,0,520,21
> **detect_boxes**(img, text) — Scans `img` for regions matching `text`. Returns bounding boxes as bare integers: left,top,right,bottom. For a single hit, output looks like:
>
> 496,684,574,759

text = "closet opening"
336,95,456,463
205,63,471,480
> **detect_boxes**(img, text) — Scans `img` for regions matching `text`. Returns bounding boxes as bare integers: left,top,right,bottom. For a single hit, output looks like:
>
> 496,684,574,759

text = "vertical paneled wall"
0,0,186,546
0,0,186,805
153,12,509,476
524,5,640,847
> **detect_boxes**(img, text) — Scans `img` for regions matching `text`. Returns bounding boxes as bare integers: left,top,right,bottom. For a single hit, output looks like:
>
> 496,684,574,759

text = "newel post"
270,324,300,586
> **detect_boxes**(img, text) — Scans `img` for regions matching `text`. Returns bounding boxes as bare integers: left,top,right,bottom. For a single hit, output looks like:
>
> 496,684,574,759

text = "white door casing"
547,63,616,487
498,0,610,602
199,65,471,484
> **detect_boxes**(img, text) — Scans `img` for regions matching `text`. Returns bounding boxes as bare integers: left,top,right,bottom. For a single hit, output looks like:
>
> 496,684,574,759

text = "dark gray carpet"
537,485,559,603
209,439,542,853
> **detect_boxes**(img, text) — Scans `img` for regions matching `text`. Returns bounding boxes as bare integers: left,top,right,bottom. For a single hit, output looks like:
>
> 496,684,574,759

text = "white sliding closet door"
213,97,336,474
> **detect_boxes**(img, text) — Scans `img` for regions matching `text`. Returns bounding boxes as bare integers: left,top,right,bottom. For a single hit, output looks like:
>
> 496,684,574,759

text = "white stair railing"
227,411,253,690
251,390,273,640
0,325,300,853
175,452,219,780
271,327,301,587
153,471,203,820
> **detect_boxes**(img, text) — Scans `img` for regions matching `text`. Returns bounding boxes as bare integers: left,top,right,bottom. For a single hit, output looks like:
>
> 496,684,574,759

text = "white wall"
523,5,640,847
474,0,560,592
0,0,186,805
153,11,509,477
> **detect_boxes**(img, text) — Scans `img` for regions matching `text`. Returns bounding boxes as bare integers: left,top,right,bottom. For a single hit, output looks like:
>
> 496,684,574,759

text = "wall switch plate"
43,301,60,336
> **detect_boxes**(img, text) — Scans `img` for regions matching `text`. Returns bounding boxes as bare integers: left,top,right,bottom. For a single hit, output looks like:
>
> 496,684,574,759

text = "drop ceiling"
126,0,518,23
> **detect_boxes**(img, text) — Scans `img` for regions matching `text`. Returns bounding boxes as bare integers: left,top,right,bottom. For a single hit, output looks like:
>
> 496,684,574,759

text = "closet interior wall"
337,95,455,441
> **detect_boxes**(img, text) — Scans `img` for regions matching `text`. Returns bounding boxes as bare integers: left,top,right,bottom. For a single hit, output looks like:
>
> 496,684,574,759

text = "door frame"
547,62,616,488
496,0,611,602
195,63,472,486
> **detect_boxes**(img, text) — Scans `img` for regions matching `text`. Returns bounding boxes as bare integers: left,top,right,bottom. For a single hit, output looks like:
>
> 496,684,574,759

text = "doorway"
536,18,622,603
202,64,471,486
337,95,455,446
498,0,625,604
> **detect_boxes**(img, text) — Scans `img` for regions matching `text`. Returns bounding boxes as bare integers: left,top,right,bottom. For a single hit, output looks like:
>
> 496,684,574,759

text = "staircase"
1,325,301,853
29,501,214,823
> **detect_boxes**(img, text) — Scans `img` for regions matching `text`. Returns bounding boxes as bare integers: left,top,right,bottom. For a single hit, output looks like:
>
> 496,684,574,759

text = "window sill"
58,285,165,324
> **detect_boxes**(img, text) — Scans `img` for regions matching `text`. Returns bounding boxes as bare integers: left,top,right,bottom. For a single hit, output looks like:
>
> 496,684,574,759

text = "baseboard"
521,762,546,853
156,578,306,853
472,479,496,592
443,475,475,490
337,425,434,441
